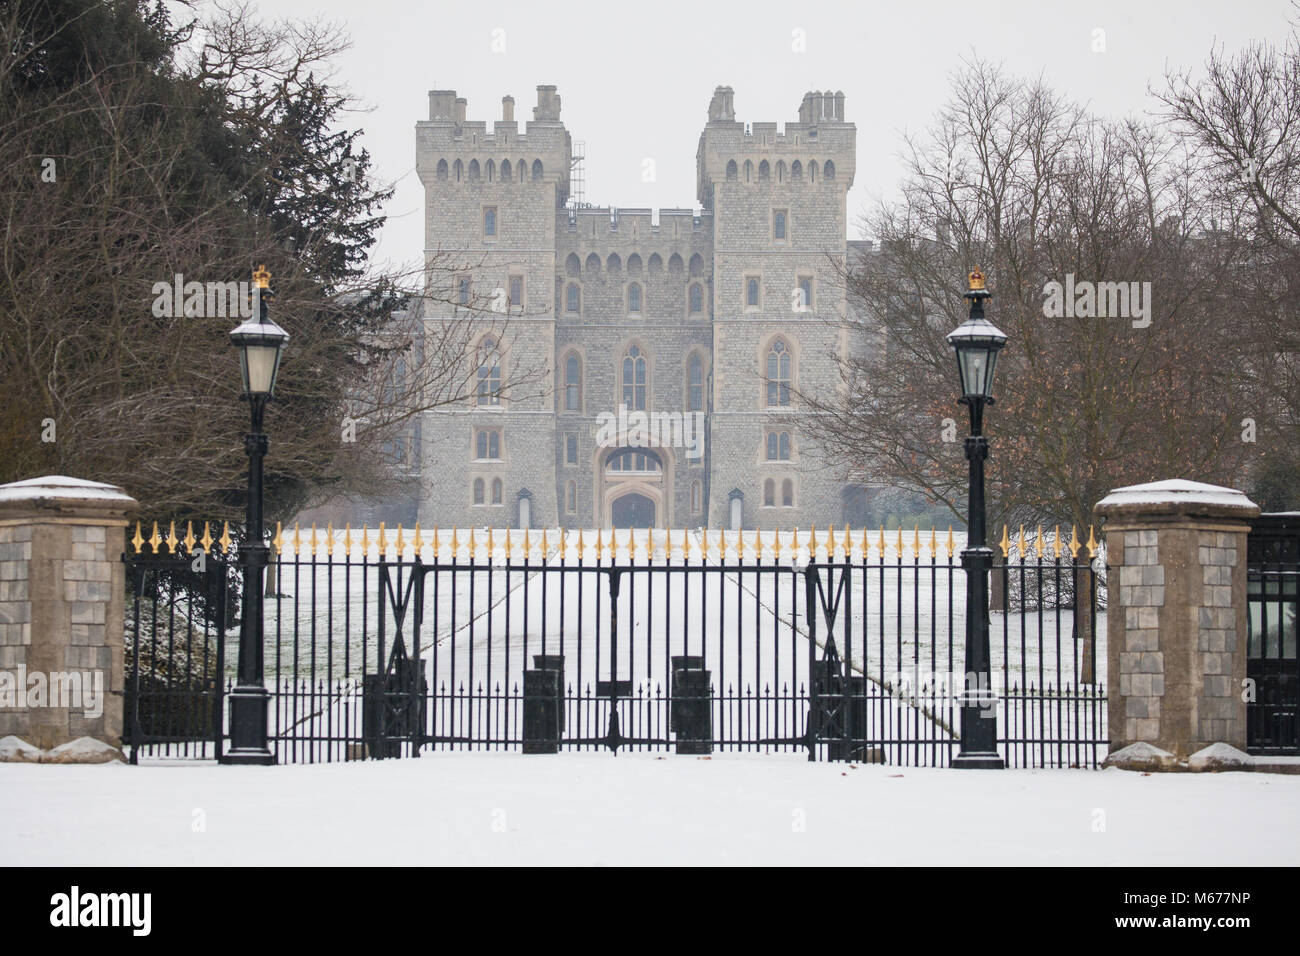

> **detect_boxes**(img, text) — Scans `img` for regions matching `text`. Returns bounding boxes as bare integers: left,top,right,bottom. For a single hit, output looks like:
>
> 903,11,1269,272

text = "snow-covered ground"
3,753,1296,865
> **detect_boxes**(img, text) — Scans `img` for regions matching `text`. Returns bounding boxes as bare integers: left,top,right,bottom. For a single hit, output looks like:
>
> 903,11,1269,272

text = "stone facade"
0,476,136,754
1097,479,1259,761
415,85,859,530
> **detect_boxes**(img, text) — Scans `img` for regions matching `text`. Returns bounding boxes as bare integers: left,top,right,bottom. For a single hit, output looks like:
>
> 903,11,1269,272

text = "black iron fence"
1247,514,1300,754
122,523,1108,767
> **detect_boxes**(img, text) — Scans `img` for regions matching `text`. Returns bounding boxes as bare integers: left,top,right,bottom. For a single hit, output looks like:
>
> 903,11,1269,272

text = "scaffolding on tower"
569,140,586,209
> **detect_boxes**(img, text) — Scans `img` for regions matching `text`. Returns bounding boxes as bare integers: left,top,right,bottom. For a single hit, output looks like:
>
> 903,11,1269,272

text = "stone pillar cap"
1096,479,1260,522
0,475,138,519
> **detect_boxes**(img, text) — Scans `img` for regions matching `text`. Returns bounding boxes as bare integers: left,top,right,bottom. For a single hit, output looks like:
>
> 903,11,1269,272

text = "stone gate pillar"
1095,479,1259,766
0,476,137,759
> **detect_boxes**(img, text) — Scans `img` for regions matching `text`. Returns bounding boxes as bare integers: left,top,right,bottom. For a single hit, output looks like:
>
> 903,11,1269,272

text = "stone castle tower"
414,85,856,530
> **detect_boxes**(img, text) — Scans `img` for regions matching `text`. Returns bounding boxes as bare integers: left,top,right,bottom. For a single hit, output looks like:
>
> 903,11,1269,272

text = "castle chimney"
811,91,825,120
502,96,515,122
833,90,845,121
707,86,735,122
428,90,457,121
534,85,561,121
454,97,467,124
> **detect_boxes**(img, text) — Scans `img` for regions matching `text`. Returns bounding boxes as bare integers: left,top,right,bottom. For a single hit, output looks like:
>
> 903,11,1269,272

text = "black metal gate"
123,525,1108,767
1246,514,1300,754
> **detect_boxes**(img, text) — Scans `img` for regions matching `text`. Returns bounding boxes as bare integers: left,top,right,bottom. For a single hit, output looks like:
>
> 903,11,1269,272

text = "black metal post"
953,296,1005,770
223,392,275,764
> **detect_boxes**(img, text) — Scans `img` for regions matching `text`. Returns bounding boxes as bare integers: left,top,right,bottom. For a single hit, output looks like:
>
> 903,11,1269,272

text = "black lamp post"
947,268,1006,769
222,265,289,765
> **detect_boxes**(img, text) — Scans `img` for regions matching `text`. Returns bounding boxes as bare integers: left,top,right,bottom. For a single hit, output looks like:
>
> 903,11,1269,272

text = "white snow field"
2,752,1297,866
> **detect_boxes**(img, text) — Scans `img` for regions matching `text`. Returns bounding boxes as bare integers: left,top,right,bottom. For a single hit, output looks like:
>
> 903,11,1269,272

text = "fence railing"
122,522,1108,767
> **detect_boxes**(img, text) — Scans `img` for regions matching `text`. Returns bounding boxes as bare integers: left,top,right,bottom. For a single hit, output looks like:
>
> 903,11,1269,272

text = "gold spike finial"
343,523,353,557
1034,526,1045,558
1068,524,1080,559
999,525,1010,559
272,521,283,556
523,527,531,556
596,528,605,560
219,521,232,554
809,523,817,554
450,527,458,554
165,520,178,554
968,267,986,291
930,526,937,558
131,521,144,555
291,522,301,557
913,523,920,556
468,527,477,555
200,521,213,555
253,264,271,289
1086,525,1098,559
361,523,369,557
877,524,886,556
378,522,389,555
896,525,904,557
308,523,319,557
183,521,196,554
396,523,407,556
325,522,335,556
149,521,162,555
431,526,439,555
945,525,955,559
1016,524,1027,559
412,522,423,554
860,527,869,553
1052,525,1062,559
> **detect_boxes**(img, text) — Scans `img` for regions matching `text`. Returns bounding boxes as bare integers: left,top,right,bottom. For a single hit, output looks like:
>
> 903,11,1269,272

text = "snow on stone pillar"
0,476,137,761
1095,480,1259,769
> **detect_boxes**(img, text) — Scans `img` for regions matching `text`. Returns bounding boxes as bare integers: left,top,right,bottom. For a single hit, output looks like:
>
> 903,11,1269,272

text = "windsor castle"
414,84,869,531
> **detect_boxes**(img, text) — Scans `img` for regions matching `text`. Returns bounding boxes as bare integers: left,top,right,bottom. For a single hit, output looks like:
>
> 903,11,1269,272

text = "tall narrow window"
767,340,791,407
622,345,647,411
477,337,501,406
746,278,760,308
689,283,703,314
564,353,581,411
773,210,786,240
763,479,775,506
491,478,503,505
473,478,485,505
458,276,471,306
475,429,501,459
509,275,523,311
798,277,813,311
565,434,578,465
782,479,794,507
688,353,704,412
628,282,642,313
483,207,496,237
566,480,577,512
566,283,580,313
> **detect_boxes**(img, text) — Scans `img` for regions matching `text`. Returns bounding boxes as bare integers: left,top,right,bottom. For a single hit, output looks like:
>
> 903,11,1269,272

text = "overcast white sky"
222,0,1295,269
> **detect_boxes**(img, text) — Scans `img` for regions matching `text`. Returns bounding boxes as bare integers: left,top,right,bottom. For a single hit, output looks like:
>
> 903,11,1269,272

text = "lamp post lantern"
947,268,1006,769
222,265,289,765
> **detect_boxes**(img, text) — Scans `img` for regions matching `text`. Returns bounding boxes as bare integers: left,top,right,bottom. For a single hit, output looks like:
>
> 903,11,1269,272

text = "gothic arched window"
622,345,647,411
564,352,582,411
687,353,704,412
477,336,501,406
566,283,580,313
766,340,791,407
628,282,642,313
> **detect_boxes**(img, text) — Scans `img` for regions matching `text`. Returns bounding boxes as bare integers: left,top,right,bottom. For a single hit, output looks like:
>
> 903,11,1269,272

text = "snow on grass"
2,752,1295,865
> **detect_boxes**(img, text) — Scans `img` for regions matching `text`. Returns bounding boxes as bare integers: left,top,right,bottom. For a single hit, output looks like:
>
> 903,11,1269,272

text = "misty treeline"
806,28,1300,534
0,0,544,530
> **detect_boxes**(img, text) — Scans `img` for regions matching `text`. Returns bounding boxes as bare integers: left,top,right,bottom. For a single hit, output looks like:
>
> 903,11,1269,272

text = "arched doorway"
611,492,656,528
598,447,671,528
